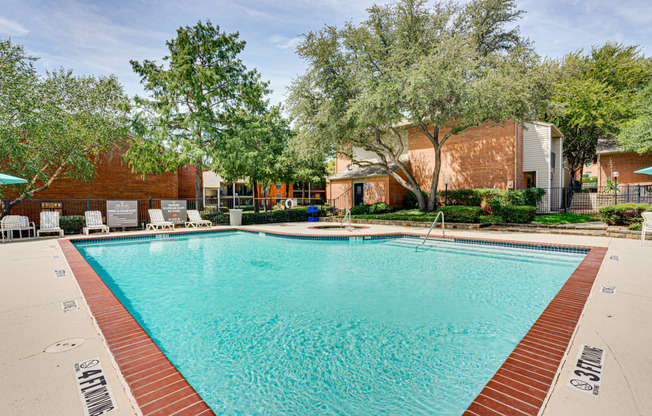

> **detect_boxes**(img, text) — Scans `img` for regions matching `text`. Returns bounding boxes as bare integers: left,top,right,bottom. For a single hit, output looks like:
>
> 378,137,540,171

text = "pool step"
387,238,582,265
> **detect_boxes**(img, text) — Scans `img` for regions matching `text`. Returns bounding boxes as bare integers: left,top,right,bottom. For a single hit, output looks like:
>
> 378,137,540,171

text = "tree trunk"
253,180,260,213
427,145,442,211
194,162,203,211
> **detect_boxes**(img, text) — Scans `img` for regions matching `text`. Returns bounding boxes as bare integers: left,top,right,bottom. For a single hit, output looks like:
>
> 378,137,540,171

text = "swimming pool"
74,231,586,415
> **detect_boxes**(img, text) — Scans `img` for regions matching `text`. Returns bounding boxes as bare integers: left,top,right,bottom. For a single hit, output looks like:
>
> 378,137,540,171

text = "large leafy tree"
126,21,268,209
288,0,554,211
553,43,652,180
617,82,652,154
0,38,129,217
215,104,295,212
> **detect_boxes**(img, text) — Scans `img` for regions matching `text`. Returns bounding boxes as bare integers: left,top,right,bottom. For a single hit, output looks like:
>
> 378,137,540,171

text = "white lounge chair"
37,211,64,238
642,212,652,246
19,216,35,239
1,215,21,242
185,210,212,228
146,209,174,231
83,211,110,235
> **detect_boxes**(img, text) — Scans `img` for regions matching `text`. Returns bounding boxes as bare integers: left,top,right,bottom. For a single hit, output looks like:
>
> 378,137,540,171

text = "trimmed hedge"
499,206,537,224
200,207,314,225
369,202,393,214
404,191,429,209
60,215,85,235
599,203,652,225
350,204,371,215
438,206,482,223
405,188,545,215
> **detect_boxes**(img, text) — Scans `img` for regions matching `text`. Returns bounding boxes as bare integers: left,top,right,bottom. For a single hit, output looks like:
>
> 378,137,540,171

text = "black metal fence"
3,197,328,227
537,185,652,214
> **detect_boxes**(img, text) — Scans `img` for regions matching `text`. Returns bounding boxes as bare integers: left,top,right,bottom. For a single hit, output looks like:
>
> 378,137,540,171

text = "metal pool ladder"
340,209,352,231
418,211,445,250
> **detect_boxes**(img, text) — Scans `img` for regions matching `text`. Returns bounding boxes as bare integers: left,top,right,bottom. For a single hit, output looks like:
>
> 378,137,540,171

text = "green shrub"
60,215,85,235
439,189,483,206
499,205,537,224
599,203,650,225
434,187,545,214
439,206,482,223
350,204,371,215
628,223,642,231
369,202,393,214
404,191,428,209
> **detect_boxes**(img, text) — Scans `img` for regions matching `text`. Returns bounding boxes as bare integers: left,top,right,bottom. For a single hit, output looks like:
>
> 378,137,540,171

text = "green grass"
532,213,600,225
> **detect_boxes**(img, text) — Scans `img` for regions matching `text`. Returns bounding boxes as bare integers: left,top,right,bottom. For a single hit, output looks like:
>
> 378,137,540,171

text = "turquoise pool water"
75,232,585,415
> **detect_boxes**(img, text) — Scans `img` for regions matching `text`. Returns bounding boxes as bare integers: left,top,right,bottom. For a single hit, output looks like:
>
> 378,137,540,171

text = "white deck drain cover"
601,285,616,294
54,269,66,277
45,338,85,353
62,300,79,313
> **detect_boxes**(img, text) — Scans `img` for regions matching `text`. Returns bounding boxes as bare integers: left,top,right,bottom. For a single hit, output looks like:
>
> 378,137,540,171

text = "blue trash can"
308,206,319,222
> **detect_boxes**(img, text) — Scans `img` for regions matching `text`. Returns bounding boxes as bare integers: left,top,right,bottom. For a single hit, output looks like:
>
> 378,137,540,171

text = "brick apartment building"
328,120,566,210
7,147,198,201
596,137,652,186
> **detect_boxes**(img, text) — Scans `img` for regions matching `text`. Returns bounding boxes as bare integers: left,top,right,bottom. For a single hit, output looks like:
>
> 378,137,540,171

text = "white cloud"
270,34,302,50
0,16,29,36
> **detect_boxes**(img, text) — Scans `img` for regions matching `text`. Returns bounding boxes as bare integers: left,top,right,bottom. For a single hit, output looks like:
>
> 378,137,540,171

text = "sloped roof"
329,164,398,180
596,136,623,155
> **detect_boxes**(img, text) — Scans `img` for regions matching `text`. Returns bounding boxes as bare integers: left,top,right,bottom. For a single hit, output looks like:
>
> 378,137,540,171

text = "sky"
1,0,652,105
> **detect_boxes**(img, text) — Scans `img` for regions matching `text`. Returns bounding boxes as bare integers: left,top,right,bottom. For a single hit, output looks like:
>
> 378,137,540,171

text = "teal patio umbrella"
634,166,652,175
0,173,27,185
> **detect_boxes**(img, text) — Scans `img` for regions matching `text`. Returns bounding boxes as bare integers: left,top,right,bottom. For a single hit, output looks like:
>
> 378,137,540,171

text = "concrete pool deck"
1,223,650,415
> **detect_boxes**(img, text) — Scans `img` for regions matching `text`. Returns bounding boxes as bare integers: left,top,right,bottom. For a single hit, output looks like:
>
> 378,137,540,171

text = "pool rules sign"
106,200,138,228
161,200,187,224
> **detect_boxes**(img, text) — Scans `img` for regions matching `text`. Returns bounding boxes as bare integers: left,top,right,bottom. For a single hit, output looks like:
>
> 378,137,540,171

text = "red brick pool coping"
59,227,607,416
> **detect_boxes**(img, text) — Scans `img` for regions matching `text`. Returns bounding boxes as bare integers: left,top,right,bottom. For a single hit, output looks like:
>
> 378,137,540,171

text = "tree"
0,38,130,217
617,83,652,154
288,0,553,211
214,105,295,212
553,43,652,180
126,21,268,210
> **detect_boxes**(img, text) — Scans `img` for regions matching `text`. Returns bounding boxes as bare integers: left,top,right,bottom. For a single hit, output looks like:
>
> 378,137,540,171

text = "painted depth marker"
62,300,79,313
54,269,67,277
600,285,616,294
74,358,118,416
569,345,605,397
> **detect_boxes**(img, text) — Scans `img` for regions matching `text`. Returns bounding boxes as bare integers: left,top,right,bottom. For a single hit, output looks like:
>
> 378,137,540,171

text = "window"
275,184,282,189
585,161,592,168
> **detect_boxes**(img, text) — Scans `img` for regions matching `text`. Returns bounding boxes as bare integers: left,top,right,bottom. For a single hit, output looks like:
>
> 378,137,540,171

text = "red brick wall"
363,177,389,205
177,164,197,199
408,121,517,191
388,173,409,209
598,152,652,186
8,147,199,200
335,153,351,174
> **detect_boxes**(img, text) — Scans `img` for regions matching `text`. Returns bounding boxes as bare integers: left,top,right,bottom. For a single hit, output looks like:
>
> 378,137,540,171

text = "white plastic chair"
83,211,110,235
185,210,212,228
146,209,174,230
19,216,35,239
1,215,21,242
37,211,64,238
642,212,652,246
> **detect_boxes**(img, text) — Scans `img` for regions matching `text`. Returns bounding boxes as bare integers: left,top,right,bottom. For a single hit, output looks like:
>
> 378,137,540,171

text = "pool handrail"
340,209,352,231
421,211,445,246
